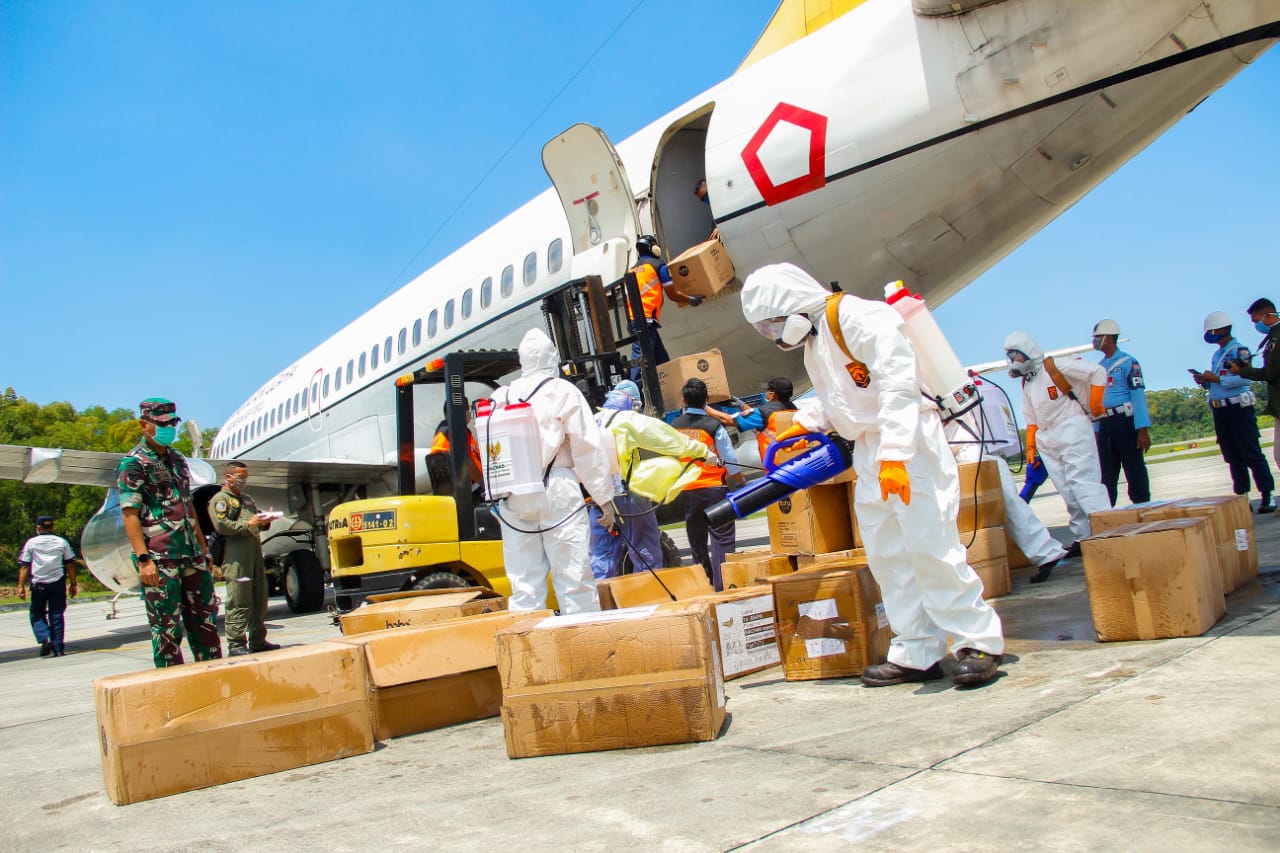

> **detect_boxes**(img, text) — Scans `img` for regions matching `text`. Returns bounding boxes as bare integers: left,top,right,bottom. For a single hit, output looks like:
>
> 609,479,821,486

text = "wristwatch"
136,553,152,563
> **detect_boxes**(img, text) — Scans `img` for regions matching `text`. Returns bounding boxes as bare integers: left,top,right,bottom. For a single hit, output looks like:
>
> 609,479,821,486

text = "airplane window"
523,252,537,286
346,360,354,383
412,319,422,347
548,238,563,273
371,344,380,370
480,277,493,309
383,336,392,363
461,288,473,319
335,367,342,391
311,381,319,403
397,329,406,355
293,392,300,412
444,299,455,329
501,265,514,298
359,352,367,377
301,386,308,409
323,374,331,398
428,309,438,337
270,410,276,428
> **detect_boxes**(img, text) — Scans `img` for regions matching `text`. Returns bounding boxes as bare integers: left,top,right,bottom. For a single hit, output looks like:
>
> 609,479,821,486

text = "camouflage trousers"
142,564,223,668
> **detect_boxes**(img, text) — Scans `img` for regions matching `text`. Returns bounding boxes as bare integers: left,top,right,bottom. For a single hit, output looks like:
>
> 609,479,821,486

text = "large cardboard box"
845,481,865,548
668,238,735,299
1006,533,1032,570
496,603,727,758
956,460,1006,534
795,549,868,571
596,565,714,609
683,586,781,679
328,609,548,740
95,644,373,805
339,588,507,635
769,567,891,680
721,553,795,590
1081,518,1226,642
768,483,854,554
965,526,1011,599
656,348,730,412
1087,501,1174,535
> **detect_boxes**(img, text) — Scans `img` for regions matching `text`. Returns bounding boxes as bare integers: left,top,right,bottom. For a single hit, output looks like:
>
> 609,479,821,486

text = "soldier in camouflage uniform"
210,461,280,656
117,398,222,668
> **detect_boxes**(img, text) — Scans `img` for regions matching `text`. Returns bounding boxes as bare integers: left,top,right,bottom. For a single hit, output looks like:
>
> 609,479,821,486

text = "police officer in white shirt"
17,515,79,657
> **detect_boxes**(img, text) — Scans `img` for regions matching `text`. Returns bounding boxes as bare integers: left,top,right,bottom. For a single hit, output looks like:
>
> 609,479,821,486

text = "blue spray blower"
703,433,853,530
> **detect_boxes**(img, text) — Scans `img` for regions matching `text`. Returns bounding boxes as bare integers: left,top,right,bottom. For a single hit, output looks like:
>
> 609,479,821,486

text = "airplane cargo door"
542,123,641,283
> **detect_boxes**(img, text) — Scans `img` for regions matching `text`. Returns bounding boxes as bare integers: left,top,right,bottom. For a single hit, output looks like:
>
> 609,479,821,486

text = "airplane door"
542,123,641,282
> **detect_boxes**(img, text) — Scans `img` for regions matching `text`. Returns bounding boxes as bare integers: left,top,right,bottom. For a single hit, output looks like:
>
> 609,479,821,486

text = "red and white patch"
741,103,828,206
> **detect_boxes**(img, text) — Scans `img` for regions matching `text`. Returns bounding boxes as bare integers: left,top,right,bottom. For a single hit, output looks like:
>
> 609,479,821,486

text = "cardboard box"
1087,501,1174,535
1006,533,1032,570
339,588,507,635
965,526,1011,599
769,567,891,680
721,553,795,590
684,586,781,679
95,644,373,805
496,603,727,758
795,549,868,571
724,547,771,563
846,481,864,548
1081,518,1226,642
668,238,735,300
328,609,548,740
768,483,854,555
656,348,729,412
596,565,714,609
769,412,855,485
956,460,1006,533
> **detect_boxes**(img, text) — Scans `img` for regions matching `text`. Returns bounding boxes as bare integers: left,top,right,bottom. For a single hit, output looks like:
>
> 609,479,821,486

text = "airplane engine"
80,457,218,594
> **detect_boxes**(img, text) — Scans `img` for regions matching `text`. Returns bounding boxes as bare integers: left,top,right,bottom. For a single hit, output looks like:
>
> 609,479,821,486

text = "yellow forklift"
325,275,676,612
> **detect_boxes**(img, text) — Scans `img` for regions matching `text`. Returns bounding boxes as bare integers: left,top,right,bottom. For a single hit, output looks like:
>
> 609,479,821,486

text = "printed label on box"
804,637,847,658
798,598,838,621
798,598,845,658
1235,529,1249,552
715,595,779,677
875,602,889,629
537,605,657,629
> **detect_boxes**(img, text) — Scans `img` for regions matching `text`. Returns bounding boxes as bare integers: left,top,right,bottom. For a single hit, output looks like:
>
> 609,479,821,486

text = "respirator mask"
753,315,813,351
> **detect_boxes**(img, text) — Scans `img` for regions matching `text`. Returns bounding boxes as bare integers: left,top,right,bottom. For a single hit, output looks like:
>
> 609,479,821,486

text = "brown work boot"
953,648,1002,686
860,660,944,687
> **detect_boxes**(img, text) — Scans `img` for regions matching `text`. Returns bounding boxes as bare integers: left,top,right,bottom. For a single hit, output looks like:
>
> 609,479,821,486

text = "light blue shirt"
683,407,740,475
1099,348,1151,429
1209,338,1253,403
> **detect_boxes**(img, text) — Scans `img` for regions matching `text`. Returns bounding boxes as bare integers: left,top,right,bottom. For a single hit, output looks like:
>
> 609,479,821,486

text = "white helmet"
1203,311,1232,332
1092,318,1121,336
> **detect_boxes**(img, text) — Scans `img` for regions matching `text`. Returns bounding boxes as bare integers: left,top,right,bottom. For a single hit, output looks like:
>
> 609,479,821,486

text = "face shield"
1006,350,1034,377
752,315,813,351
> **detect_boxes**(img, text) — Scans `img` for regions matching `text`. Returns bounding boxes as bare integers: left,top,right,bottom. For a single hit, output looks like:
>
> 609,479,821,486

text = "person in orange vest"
629,234,702,383
672,378,743,590
708,376,798,460
427,401,483,486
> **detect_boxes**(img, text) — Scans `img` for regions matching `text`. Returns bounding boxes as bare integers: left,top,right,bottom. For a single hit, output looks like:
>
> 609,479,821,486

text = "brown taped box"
1088,500,1175,535
339,588,507,635
796,549,868,571
965,526,1011,599
768,483,854,555
1081,518,1226,642
668,238,735,300
845,481,865,547
769,566,891,680
682,586,781,679
596,565,714,609
496,602,727,758
656,348,730,412
1140,496,1255,594
328,609,549,740
769,412,855,485
721,553,795,590
95,644,373,805
724,547,770,562
1006,533,1032,570
956,460,1006,534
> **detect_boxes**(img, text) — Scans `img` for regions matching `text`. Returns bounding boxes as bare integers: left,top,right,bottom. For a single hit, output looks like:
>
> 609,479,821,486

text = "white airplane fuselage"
213,0,1278,477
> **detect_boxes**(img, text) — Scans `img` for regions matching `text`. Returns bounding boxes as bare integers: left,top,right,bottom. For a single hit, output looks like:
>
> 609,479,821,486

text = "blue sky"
2,1,1278,431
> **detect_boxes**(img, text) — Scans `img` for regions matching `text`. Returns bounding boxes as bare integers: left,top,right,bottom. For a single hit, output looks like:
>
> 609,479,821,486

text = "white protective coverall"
742,263,1004,669
492,329,616,613
946,394,1067,568
1004,331,1110,543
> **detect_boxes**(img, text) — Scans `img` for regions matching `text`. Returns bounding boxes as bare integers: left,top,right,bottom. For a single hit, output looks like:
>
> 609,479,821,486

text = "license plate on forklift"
350,510,396,532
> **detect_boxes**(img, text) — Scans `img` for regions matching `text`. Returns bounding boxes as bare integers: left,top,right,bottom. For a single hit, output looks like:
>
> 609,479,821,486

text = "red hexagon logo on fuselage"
741,103,828,207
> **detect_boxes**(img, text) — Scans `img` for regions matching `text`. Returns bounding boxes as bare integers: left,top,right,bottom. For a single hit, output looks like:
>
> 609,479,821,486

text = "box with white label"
683,587,780,679
768,566,891,681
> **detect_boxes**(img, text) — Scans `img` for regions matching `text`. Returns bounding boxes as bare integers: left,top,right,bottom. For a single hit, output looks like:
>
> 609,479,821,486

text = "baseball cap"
35,515,54,527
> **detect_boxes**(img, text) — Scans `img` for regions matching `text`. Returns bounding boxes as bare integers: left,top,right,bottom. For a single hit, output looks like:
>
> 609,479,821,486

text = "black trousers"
683,486,735,591
1212,403,1275,497
1097,413,1151,505
29,579,67,653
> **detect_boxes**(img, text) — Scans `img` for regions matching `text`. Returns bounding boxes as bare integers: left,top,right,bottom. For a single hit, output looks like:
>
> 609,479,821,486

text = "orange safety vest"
753,401,797,459
670,412,726,490
429,426,483,483
627,261,665,323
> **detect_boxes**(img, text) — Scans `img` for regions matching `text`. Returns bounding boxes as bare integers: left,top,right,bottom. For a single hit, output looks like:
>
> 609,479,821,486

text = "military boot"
953,649,1002,686
860,660,944,687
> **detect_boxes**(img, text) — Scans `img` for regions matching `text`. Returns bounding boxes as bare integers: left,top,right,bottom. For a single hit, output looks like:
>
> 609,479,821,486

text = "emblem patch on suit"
844,359,871,389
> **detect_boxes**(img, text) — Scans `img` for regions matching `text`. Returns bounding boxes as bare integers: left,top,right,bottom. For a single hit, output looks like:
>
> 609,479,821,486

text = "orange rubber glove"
879,460,911,505
1025,424,1038,466
769,423,817,459
1089,385,1105,418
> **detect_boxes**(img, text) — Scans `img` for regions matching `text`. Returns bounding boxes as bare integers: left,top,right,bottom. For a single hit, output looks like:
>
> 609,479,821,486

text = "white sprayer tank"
479,399,544,500
884,280,979,421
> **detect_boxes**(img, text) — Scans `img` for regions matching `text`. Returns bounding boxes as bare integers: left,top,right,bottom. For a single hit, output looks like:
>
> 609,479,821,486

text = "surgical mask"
1091,336,1104,351
1204,331,1226,345
1255,319,1274,335
152,425,178,447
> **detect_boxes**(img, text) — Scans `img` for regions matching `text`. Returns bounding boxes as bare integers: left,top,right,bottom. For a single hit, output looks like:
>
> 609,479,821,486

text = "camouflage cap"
139,397,180,424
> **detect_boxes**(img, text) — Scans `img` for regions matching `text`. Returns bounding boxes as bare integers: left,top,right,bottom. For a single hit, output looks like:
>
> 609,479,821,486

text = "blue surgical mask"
1255,320,1274,335
1204,331,1225,344
152,425,178,447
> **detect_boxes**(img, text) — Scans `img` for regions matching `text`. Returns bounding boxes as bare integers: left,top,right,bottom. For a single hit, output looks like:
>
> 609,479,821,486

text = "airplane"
5,0,1278,605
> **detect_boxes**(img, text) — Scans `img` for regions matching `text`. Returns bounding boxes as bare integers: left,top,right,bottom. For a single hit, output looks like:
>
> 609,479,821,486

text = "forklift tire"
284,549,325,613
412,570,474,590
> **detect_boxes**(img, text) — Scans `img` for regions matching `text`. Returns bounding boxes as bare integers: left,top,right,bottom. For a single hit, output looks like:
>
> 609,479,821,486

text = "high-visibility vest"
628,261,665,322
670,412,726,490
429,423,483,482
754,400,797,459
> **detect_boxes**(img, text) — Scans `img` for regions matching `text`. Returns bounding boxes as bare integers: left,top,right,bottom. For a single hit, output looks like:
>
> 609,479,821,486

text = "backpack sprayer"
703,433,852,530
884,281,979,423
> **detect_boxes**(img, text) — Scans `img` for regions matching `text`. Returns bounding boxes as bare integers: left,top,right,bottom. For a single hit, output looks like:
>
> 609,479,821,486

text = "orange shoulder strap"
825,294,856,364
1043,356,1074,397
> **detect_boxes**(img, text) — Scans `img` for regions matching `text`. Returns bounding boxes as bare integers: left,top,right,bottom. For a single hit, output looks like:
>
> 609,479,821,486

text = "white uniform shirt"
19,533,75,584
1021,358,1104,434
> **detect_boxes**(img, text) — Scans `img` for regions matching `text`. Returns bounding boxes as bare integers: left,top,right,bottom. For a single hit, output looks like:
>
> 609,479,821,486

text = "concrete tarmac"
2,453,1278,851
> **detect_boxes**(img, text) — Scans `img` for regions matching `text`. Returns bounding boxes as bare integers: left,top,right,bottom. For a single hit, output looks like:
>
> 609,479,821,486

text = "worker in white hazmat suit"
491,328,617,613
1004,331,1110,556
741,263,1004,687
589,380,717,579
945,382,1067,584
